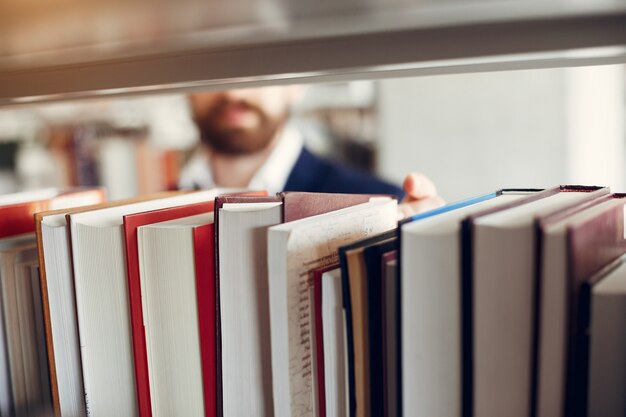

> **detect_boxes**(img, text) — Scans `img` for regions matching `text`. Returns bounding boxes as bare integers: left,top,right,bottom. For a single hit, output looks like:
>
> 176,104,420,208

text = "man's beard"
195,98,287,156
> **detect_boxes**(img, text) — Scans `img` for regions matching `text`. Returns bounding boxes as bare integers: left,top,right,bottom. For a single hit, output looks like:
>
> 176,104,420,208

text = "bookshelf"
1,0,626,106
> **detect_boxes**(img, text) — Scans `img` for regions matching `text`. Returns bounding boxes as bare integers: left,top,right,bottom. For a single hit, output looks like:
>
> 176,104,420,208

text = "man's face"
189,86,299,155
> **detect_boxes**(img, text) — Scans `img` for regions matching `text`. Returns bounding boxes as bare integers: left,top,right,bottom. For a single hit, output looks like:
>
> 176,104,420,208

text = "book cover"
1,188,105,239
193,223,217,417
213,193,275,417
363,238,397,417
395,189,537,417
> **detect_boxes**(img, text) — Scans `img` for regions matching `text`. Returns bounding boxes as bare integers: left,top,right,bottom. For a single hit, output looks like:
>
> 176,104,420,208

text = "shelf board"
1,0,625,105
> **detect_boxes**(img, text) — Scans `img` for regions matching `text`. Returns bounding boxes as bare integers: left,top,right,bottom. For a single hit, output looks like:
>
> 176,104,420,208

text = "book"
400,189,539,417
12,247,49,416
380,251,398,417
319,268,349,417
0,242,41,417
215,196,282,417
28,264,52,415
137,212,216,417
312,264,342,417
268,198,397,417
0,187,105,238
37,212,85,417
0,235,40,416
68,189,230,417
466,186,606,417
586,257,626,417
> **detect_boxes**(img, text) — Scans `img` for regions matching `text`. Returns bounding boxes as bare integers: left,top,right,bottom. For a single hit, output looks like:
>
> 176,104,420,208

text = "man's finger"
397,195,445,219
402,172,438,201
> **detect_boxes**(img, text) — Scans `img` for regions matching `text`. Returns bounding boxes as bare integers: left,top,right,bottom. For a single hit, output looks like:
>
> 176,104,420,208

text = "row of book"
0,185,624,417
47,123,181,198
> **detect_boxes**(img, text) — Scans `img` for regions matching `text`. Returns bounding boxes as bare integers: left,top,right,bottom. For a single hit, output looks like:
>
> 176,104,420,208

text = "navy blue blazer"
283,147,404,200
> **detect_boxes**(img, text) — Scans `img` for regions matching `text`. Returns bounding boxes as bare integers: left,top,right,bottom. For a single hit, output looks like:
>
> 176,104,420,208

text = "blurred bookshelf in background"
0,82,379,199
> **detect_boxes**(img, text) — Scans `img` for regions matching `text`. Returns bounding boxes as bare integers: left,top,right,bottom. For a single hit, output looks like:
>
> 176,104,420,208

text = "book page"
284,201,397,417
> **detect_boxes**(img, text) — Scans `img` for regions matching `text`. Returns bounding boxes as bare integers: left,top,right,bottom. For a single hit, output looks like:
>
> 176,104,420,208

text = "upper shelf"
1,0,626,105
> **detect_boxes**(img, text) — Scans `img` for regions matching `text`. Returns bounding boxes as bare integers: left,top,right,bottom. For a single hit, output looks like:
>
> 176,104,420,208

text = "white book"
472,190,594,417
40,213,88,417
535,197,617,417
268,199,397,417
587,259,626,417
401,191,529,417
138,213,214,417
69,189,225,417
218,202,283,417
321,268,347,417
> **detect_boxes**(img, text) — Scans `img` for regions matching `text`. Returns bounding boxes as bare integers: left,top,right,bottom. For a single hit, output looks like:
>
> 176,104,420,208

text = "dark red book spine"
194,224,217,417
0,201,47,237
314,271,327,417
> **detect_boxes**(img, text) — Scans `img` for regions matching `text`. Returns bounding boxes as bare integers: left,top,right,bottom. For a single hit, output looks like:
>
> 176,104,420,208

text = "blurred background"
0,65,624,202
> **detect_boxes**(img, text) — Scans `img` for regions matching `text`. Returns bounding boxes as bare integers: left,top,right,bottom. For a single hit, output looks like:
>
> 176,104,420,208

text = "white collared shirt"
178,124,304,195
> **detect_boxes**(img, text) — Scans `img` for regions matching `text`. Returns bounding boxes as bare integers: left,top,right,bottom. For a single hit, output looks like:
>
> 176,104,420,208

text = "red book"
0,187,105,238
193,223,217,417
124,201,215,417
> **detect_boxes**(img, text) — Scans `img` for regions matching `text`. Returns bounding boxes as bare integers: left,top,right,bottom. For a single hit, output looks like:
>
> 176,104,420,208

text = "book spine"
194,224,217,417
34,218,61,417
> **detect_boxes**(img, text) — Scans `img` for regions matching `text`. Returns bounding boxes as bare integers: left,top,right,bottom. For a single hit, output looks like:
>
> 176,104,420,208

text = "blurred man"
180,85,443,215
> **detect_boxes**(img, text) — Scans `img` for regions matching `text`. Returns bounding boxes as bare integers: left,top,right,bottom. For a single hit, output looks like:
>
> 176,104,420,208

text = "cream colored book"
268,199,397,417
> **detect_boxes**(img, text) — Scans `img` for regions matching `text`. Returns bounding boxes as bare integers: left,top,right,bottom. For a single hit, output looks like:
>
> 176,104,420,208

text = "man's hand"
398,172,445,219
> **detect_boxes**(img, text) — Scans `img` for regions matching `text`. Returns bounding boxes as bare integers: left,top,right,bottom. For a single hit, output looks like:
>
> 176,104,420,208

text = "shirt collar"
178,123,304,195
